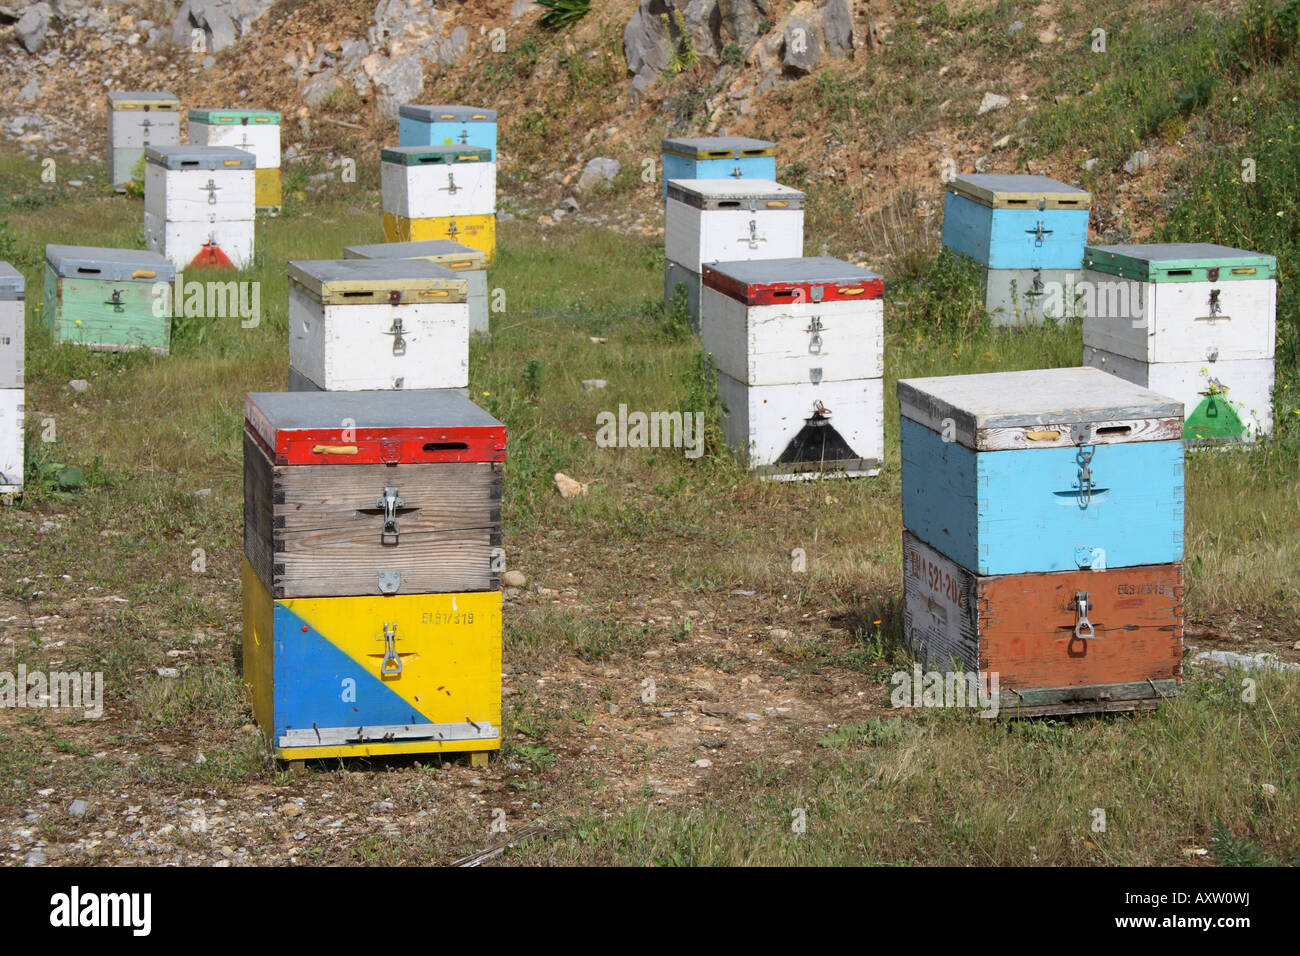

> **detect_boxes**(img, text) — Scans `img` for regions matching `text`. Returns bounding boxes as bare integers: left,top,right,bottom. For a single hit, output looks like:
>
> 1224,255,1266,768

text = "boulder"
821,0,854,58
301,70,343,108
782,15,823,75
373,55,424,119
438,25,468,66
717,0,769,49
624,0,673,76
15,2,53,53
576,157,620,193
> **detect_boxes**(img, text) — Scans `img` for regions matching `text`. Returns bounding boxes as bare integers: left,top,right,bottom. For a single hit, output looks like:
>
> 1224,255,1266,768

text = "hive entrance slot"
76,268,102,275
718,200,741,207
1094,425,1132,438
181,160,198,166
424,442,470,452
1166,269,1193,277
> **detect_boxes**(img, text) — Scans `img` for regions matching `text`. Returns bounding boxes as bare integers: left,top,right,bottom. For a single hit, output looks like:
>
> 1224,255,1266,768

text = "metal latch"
741,219,766,250
377,570,402,594
1024,269,1046,299
1027,221,1053,245
105,289,125,312
807,316,825,354
731,165,743,178
1073,425,1096,509
809,367,823,385
1208,288,1221,316
1207,267,1220,281
376,486,405,545
1073,591,1094,640
204,178,221,204
385,317,407,355
446,220,459,236
442,172,460,195
458,130,470,144
810,285,825,303
380,622,403,677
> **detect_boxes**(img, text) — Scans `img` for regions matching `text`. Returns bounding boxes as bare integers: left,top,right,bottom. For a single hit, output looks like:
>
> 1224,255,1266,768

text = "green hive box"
44,246,177,354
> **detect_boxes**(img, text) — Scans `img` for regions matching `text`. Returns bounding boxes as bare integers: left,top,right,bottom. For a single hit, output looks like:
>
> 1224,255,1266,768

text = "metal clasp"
731,165,743,178
442,172,460,194
376,486,405,545
807,316,825,354
1027,221,1053,245
1208,288,1221,316
458,130,470,144
385,317,407,355
741,219,766,250
1073,426,1096,509
204,178,220,204
1073,591,1094,640
1025,269,1046,299
105,289,125,312
381,622,403,677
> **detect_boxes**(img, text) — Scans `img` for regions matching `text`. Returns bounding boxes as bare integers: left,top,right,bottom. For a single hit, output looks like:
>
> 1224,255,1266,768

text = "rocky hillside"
0,0,1266,255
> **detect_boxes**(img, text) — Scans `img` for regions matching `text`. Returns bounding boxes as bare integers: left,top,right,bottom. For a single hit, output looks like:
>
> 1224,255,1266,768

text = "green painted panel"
1085,243,1277,282
49,269,169,352
1184,391,1249,443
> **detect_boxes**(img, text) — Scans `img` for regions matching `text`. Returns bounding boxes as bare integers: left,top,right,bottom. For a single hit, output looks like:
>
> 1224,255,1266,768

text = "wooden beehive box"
942,174,1090,270
398,104,498,158
660,136,776,198
902,531,1183,716
984,267,1083,327
106,91,180,191
0,387,20,500
0,262,23,390
382,213,496,262
700,257,884,387
664,179,805,275
43,245,175,353
188,109,283,212
344,240,489,336
242,558,502,762
143,145,256,270
898,367,1185,576
286,258,470,392
243,389,504,599
381,145,495,220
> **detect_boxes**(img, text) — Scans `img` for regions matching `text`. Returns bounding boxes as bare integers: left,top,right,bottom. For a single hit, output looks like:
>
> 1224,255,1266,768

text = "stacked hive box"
0,263,22,501
242,390,505,763
1082,243,1277,444
144,145,256,270
398,105,498,156
43,245,175,353
660,136,777,199
701,257,884,479
899,368,1186,716
344,240,490,337
381,146,496,261
942,174,1091,327
286,259,469,393
188,109,282,214
664,179,805,329
107,91,181,192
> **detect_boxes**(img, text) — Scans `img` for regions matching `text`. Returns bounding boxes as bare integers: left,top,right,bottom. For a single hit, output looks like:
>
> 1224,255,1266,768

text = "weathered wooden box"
718,373,884,480
984,267,1083,327
106,91,180,191
664,179,805,275
0,388,21,499
344,240,489,336
187,109,283,212
902,532,1183,716
942,174,1090,270
660,136,777,198
664,260,704,330
701,257,884,386
287,258,469,392
43,245,175,353
242,558,501,762
381,145,495,220
382,213,496,262
243,390,504,599
398,105,498,158
144,145,256,270
0,262,23,390
899,367,1185,575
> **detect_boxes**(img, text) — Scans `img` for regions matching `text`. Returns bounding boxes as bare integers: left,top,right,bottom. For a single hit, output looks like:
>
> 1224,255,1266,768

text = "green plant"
521,358,544,402
661,282,692,341
536,0,590,30
722,42,745,67
665,10,699,73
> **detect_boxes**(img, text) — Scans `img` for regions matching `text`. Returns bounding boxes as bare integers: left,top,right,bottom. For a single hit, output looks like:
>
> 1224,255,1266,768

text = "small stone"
281,802,303,818
501,570,527,588
24,848,46,866
730,589,756,597
155,667,180,679
554,472,589,499
1261,783,1278,796
581,379,607,390
768,628,791,640
195,752,206,765
538,215,555,226
978,92,1010,115
552,207,568,221
1008,20,1024,33
589,337,607,344
68,799,89,818
694,758,712,768
68,379,90,393
192,488,212,498
992,134,1012,149
239,723,257,735
1084,158,1100,171
559,196,580,214
575,157,620,194
1124,150,1155,174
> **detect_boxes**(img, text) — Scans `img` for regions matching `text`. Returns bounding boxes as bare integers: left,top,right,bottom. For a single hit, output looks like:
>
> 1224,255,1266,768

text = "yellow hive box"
241,558,502,762
383,213,496,262
255,167,281,213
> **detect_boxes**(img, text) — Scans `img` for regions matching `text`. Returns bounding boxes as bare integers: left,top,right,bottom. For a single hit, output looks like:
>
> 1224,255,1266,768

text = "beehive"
345,240,490,337
144,145,256,270
398,105,498,158
664,179,805,329
242,389,505,762
983,267,1083,327
0,262,21,500
898,368,1185,576
106,91,180,191
381,145,495,220
1081,243,1277,443
43,245,175,353
286,259,470,392
382,213,496,261
941,174,1090,270
187,110,283,213
660,136,777,198
0,388,20,500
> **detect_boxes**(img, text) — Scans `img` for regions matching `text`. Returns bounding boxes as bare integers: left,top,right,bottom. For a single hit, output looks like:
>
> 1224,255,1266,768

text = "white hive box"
287,258,470,392
0,262,23,390
144,145,256,270
700,257,884,387
187,110,282,168
718,374,884,480
381,146,496,220
664,179,805,274
984,268,1083,327
0,387,20,499
106,91,181,191
344,240,490,336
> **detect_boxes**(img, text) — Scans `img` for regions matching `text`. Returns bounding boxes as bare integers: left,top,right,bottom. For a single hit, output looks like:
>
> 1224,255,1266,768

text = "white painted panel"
1085,346,1275,438
664,199,803,272
382,161,495,218
288,283,469,391
0,388,22,495
108,112,181,149
144,164,255,221
701,287,883,386
145,212,255,270
717,372,884,478
0,300,22,390
190,122,281,167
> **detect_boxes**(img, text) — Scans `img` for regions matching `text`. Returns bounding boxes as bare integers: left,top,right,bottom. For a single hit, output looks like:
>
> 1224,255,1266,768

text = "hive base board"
991,694,1169,719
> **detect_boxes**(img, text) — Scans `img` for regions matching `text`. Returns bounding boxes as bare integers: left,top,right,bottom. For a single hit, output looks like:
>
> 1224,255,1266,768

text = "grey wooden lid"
247,389,503,433
666,178,805,208
344,240,487,270
287,258,467,303
107,91,180,107
0,262,23,300
661,136,777,158
45,245,175,282
145,145,256,169
948,173,1090,209
898,367,1182,448
398,104,497,123
706,256,881,285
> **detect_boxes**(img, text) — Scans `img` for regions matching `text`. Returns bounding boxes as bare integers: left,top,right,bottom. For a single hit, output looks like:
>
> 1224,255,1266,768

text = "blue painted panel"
941,192,1089,269
900,417,1184,574
398,119,498,158
661,154,778,197
271,603,430,737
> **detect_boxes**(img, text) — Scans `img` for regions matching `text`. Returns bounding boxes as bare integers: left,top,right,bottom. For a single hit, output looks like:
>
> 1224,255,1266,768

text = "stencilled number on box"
191,28,207,54
191,548,206,573
41,158,56,183
791,547,806,573
41,418,56,443
341,158,356,184
490,28,507,53
421,611,475,626
641,157,656,184
341,417,356,443
341,677,357,703
1091,808,1106,833
489,808,507,834
490,547,506,572
1241,158,1256,183
1091,28,1107,53
791,807,807,834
